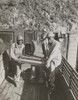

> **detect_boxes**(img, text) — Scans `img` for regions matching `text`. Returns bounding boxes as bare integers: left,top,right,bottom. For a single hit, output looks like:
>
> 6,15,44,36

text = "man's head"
41,30,48,41
17,35,23,45
48,32,55,44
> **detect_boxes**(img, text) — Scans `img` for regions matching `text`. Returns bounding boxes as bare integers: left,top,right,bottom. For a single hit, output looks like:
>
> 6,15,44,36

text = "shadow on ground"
20,68,48,100
50,74,67,100
20,68,67,100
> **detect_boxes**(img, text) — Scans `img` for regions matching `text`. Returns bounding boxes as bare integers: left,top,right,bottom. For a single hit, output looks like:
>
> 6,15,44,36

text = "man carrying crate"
10,35,25,87
46,32,62,93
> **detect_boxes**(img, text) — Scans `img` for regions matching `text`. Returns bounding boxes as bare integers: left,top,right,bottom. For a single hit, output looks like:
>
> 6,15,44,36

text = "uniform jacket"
10,43,25,61
48,39,62,67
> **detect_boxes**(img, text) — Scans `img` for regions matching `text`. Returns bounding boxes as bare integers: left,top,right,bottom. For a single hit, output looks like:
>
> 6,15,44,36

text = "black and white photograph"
0,0,78,100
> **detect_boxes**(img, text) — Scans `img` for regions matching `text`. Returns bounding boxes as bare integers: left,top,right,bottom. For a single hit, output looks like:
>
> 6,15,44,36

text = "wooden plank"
6,78,24,100
71,83,78,97
62,75,69,87
17,87,23,100
70,86,78,100
0,88,2,93
63,57,74,70
0,80,8,100
62,59,72,71
0,80,7,90
63,63,72,74
73,72,78,82
71,79,78,91
63,65,71,77
5,85,14,99
2,83,10,95
72,74,78,86
8,85,16,100
12,87,19,100
11,80,24,100
63,70,70,84
0,93,5,100
62,62,72,73
17,80,24,100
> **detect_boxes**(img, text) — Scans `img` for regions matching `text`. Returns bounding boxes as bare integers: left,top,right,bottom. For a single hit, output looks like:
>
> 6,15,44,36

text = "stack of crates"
0,54,5,85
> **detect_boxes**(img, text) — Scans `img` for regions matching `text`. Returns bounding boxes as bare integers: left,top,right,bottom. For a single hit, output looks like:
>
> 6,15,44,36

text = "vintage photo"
0,0,78,100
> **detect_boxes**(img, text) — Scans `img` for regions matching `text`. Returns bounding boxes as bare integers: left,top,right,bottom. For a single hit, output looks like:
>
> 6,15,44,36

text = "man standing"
10,35,25,86
46,32,62,93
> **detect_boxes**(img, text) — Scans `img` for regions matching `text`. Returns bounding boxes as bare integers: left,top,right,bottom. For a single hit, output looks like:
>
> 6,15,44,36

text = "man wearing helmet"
10,35,25,86
46,32,62,93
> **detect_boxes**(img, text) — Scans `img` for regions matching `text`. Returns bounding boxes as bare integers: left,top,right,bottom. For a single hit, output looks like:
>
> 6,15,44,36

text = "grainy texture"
0,0,78,33
0,63,67,100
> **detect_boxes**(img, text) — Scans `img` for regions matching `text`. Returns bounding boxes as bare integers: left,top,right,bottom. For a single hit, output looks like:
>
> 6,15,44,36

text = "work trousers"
49,62,56,87
10,59,21,82
49,59,61,87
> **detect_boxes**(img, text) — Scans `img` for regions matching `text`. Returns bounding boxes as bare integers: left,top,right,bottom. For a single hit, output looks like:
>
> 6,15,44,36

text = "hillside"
0,0,78,33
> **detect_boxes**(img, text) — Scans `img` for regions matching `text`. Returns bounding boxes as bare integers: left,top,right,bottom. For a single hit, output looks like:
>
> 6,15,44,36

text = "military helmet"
17,35,23,41
48,32,55,38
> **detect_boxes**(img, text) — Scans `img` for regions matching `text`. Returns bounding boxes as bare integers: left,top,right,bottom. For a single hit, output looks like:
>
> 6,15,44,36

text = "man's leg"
49,70,55,89
48,62,56,93
30,65,36,82
14,64,21,86
38,66,44,83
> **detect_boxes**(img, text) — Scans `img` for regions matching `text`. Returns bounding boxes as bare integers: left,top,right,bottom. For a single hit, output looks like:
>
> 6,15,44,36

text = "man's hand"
17,58,22,64
46,60,50,68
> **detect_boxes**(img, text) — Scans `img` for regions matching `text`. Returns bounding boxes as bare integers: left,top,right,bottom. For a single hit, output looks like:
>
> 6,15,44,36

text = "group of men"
10,31,62,92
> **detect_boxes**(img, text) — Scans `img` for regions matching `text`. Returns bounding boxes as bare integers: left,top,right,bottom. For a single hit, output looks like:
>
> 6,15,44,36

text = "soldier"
46,32,62,93
10,35,25,86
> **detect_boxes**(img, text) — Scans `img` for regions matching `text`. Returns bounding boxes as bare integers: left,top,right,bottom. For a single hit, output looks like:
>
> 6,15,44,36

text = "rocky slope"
0,0,78,33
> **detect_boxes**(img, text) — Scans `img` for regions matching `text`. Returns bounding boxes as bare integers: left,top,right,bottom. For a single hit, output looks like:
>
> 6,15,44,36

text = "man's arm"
10,44,18,61
46,42,61,68
48,43,61,62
